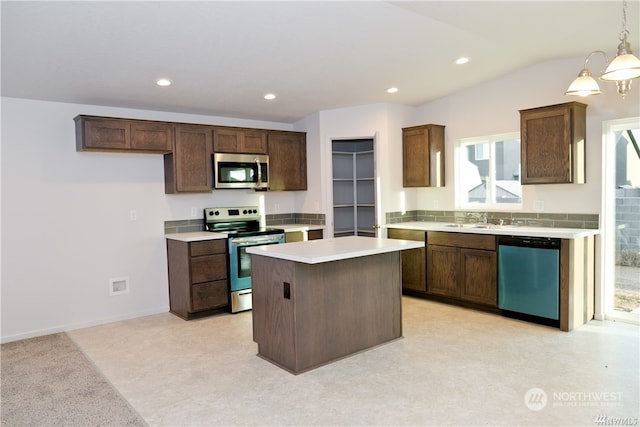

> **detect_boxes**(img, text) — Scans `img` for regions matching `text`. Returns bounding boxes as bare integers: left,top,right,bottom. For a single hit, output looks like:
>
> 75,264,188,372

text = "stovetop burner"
203,206,284,237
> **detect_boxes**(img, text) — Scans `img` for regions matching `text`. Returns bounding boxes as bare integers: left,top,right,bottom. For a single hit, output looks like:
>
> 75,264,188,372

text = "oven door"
228,234,284,312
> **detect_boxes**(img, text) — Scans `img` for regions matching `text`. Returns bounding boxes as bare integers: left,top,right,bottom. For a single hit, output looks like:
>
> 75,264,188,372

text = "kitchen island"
247,236,424,374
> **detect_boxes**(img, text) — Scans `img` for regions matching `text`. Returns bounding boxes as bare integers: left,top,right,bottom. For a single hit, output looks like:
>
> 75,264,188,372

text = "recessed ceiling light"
386,87,399,94
455,57,470,65
156,78,172,87
264,93,276,100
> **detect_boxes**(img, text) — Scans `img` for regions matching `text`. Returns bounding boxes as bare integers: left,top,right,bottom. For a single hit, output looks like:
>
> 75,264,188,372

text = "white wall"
411,57,640,213
3,57,638,342
316,103,414,235
0,97,296,342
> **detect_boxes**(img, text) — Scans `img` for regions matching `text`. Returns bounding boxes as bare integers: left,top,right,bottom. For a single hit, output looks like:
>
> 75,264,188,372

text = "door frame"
327,133,381,238
601,116,640,323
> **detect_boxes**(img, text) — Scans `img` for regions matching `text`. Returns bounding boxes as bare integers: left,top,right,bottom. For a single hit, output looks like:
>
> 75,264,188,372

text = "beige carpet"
1,332,146,426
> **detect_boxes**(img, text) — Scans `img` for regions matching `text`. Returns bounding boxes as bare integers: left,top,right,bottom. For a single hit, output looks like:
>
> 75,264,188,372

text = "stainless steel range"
204,206,285,313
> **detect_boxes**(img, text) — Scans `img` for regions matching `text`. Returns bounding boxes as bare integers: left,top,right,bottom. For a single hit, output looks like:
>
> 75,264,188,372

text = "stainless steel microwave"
213,152,269,190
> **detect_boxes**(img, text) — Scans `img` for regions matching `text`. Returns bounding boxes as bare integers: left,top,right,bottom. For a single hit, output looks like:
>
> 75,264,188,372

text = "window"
456,132,522,208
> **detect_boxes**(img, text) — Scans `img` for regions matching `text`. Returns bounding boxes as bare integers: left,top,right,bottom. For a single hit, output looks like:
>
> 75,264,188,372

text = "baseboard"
0,306,170,344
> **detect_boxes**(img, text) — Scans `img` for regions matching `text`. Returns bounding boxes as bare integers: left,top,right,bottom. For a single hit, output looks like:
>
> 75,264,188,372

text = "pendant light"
565,51,606,96
566,0,640,98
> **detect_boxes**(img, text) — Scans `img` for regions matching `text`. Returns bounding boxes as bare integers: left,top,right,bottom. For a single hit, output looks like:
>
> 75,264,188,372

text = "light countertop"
386,222,599,239
278,224,325,232
246,236,424,264
165,231,227,242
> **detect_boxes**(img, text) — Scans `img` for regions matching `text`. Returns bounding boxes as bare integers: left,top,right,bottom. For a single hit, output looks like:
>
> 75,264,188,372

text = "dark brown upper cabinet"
75,115,172,153
520,102,587,185
268,130,307,191
212,127,268,154
164,125,213,193
402,124,445,187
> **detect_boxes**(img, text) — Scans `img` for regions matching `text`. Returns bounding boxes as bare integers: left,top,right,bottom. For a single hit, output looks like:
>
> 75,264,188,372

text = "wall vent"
109,277,129,296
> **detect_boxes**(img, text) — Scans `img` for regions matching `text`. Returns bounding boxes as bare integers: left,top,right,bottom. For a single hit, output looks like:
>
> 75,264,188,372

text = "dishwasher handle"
498,236,560,249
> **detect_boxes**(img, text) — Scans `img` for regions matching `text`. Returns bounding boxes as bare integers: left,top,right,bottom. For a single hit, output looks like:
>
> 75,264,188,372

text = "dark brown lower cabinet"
426,232,497,307
166,238,228,319
387,228,426,292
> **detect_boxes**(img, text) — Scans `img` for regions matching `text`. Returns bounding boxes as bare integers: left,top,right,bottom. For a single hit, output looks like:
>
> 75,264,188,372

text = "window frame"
455,132,523,210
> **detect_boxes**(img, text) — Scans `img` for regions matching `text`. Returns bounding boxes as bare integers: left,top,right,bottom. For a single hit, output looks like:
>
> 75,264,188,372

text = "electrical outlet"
129,209,137,221
275,203,280,213
534,200,545,211
433,200,440,208
190,207,198,217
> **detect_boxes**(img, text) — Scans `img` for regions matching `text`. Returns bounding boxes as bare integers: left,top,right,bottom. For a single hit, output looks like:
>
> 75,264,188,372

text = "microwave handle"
255,158,262,185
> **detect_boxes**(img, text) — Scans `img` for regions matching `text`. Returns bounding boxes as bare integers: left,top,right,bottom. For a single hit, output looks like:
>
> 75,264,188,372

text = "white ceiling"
2,1,639,123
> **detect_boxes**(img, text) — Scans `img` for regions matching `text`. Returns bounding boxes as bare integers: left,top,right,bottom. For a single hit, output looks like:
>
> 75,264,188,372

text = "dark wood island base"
251,251,402,374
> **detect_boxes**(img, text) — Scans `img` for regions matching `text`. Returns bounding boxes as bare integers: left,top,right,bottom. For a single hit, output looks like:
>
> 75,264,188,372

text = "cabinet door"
213,127,242,153
190,254,227,283
520,102,586,184
191,280,228,311
81,118,130,150
460,249,497,306
167,125,213,193
402,125,445,187
426,245,459,297
403,127,429,187
400,247,426,292
130,121,172,152
213,127,267,153
268,131,307,191
388,228,426,292
241,129,268,153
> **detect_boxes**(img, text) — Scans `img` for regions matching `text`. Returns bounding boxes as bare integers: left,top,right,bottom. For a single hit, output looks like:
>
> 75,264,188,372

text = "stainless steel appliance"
213,153,269,190
204,206,284,313
498,236,560,327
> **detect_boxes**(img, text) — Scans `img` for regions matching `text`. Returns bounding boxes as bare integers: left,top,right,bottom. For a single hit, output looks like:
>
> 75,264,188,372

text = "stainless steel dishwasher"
497,236,560,327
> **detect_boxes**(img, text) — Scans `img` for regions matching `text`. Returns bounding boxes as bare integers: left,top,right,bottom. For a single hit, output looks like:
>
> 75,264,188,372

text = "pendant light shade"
566,0,639,98
600,39,640,81
565,51,605,96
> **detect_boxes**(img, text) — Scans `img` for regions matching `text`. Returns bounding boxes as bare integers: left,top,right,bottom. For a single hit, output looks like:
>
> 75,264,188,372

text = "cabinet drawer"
427,232,495,250
190,239,226,256
190,254,227,283
191,280,228,311
388,228,425,242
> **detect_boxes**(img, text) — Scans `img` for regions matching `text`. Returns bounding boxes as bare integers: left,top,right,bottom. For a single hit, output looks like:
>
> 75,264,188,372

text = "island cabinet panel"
520,102,586,184
268,131,307,191
387,228,426,292
164,125,213,193
426,231,497,307
212,127,268,154
251,251,401,374
166,238,228,320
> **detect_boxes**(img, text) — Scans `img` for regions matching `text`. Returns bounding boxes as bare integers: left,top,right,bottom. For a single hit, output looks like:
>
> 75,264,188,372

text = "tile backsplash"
386,210,599,229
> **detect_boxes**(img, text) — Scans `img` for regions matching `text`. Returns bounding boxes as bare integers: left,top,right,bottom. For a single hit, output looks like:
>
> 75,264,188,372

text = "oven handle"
231,236,283,246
